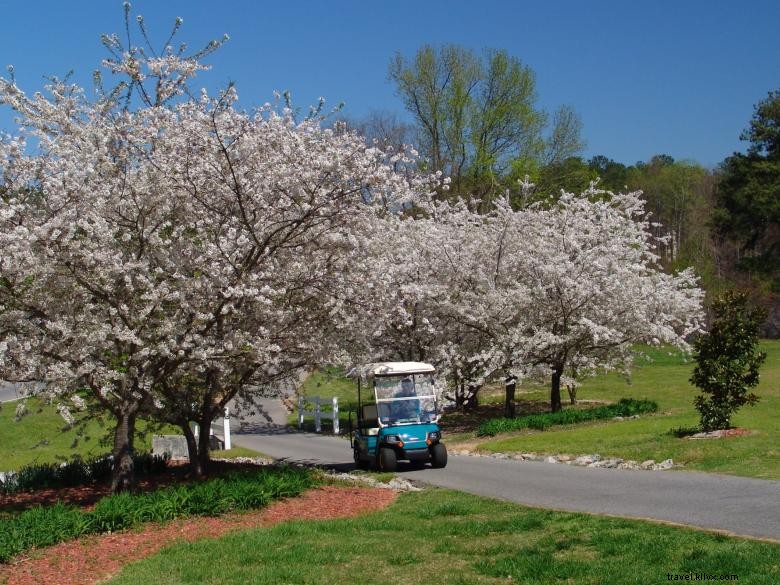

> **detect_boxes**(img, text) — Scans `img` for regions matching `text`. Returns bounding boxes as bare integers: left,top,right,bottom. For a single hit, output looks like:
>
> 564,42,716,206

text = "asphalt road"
0,381,23,403
234,429,780,541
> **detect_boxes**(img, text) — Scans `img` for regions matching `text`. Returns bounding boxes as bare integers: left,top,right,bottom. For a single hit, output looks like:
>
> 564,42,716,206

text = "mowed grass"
292,367,359,431
477,341,780,479
212,446,272,460
299,367,358,405
109,488,780,585
0,398,120,469
0,398,267,470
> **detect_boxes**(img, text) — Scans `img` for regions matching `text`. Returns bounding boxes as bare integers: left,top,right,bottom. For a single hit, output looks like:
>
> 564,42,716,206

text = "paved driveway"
234,427,780,541
0,381,24,403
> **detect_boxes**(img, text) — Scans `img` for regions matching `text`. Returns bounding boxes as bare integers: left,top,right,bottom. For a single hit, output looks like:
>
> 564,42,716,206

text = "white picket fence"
297,396,339,434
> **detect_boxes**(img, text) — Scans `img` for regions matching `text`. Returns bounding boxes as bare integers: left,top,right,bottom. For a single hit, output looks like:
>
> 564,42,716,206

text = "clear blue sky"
1,0,778,167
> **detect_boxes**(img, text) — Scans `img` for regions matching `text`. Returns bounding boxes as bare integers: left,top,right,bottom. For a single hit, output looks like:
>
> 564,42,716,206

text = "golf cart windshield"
374,374,438,425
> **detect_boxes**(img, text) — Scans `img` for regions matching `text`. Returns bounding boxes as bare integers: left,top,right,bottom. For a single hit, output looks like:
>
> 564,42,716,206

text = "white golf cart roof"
349,361,436,378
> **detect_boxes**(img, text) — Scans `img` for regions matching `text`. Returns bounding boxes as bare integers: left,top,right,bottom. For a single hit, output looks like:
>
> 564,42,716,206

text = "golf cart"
349,361,447,471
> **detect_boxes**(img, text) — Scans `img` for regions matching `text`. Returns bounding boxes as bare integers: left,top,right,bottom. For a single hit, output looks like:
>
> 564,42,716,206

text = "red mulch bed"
719,428,751,438
0,467,190,513
0,485,397,585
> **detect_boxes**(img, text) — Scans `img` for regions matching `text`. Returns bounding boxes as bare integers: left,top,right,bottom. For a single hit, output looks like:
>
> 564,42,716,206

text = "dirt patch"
686,428,753,440
0,485,397,585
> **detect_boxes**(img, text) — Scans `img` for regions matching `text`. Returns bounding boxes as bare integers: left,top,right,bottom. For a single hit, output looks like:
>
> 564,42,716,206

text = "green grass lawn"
0,398,267,470
212,446,272,460
109,488,780,585
477,341,780,479
0,398,122,469
291,367,359,432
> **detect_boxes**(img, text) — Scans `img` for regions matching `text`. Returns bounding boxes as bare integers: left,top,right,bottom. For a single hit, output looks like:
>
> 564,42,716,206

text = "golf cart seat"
361,404,380,435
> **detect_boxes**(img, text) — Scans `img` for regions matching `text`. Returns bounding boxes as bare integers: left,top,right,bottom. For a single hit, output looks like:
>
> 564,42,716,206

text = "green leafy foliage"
713,89,780,291
0,452,170,495
0,503,91,563
0,466,314,563
691,291,767,431
476,398,657,437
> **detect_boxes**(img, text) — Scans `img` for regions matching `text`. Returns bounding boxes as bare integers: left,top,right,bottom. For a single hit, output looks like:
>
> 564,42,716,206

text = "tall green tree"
627,156,710,267
588,155,629,192
690,291,766,431
713,89,780,291
389,45,583,203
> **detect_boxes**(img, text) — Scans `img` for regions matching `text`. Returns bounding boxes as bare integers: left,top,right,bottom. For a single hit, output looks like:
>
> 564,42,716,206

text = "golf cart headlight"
385,435,402,444
427,431,441,441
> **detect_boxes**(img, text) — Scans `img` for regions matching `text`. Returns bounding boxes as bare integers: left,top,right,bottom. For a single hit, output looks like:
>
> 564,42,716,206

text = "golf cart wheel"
378,447,397,472
354,447,368,470
430,443,448,468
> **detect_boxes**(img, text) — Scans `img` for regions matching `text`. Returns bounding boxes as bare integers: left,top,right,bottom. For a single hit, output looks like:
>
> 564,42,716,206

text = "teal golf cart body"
349,362,447,471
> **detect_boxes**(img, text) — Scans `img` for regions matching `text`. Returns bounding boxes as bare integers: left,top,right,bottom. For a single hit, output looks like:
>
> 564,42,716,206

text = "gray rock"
640,459,656,470
589,458,622,469
543,456,558,464
653,458,674,471
152,435,189,460
387,477,422,492
574,453,601,466
211,455,273,466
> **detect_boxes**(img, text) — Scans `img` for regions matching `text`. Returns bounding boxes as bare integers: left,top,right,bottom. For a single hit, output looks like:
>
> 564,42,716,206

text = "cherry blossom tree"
472,184,705,413
351,181,704,415
344,197,511,409
0,12,433,488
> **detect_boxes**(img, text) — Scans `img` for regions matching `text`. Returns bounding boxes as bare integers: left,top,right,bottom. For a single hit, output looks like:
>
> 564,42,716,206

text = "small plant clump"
0,453,170,495
668,426,701,438
690,291,767,432
476,398,657,437
0,466,314,563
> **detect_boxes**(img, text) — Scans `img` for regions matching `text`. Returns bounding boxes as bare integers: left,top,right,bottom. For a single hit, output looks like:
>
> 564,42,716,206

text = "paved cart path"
234,425,780,541
0,381,25,403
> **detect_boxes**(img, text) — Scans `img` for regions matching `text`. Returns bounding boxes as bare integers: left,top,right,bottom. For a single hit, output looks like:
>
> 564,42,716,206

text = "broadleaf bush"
476,398,658,437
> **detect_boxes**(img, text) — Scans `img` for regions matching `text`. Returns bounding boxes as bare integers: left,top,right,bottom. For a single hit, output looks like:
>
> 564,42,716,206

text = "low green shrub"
669,426,701,438
0,452,170,495
0,465,314,563
0,503,91,562
476,398,658,437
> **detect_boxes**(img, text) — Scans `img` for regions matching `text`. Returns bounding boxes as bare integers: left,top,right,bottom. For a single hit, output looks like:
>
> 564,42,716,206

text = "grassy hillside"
478,341,780,479
0,398,168,470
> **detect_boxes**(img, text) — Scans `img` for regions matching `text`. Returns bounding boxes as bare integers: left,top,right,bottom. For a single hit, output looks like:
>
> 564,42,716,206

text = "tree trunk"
196,414,212,475
504,377,516,418
463,385,480,410
550,365,563,413
111,410,137,493
456,381,465,408
181,422,203,478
